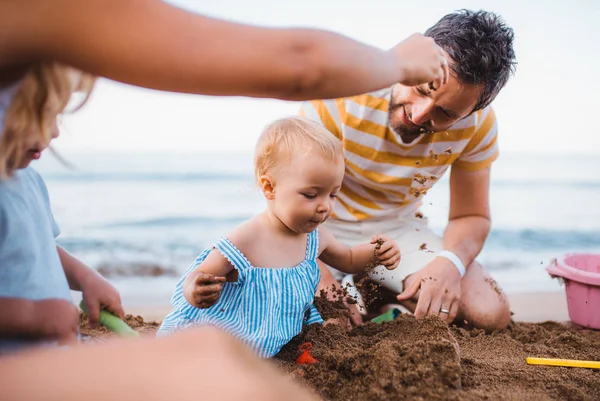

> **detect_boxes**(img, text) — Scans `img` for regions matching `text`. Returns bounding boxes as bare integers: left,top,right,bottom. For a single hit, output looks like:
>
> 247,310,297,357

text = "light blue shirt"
0,167,72,352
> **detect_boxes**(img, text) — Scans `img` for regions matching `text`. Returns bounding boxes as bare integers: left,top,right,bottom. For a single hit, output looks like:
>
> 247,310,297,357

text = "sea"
33,151,600,308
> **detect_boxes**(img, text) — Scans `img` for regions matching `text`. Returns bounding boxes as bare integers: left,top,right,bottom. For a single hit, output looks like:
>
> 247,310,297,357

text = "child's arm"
318,227,401,274
57,246,124,328
183,251,233,309
0,297,79,344
1,0,447,100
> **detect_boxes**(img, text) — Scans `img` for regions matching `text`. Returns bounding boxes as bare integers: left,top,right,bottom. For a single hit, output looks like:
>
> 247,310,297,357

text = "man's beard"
388,102,434,137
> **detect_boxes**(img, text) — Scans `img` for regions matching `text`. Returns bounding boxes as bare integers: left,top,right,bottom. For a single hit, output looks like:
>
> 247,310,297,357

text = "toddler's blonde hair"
0,62,95,177
254,116,343,183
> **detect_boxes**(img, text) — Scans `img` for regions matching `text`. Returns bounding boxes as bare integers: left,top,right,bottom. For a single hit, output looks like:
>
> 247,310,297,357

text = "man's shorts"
322,215,443,293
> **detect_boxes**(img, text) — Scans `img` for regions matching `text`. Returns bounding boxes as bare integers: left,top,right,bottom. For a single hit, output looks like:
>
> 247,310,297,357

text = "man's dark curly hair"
425,9,517,111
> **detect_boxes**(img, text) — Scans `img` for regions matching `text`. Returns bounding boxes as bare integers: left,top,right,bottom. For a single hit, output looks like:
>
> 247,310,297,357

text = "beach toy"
370,308,401,324
546,253,600,329
527,357,600,369
79,300,140,338
296,342,318,365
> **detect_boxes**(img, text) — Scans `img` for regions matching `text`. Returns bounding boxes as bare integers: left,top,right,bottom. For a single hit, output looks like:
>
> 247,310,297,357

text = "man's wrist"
438,250,466,277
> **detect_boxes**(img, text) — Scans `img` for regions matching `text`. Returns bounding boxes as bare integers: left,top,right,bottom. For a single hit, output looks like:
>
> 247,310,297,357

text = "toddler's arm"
183,251,233,309
318,227,401,274
0,297,79,344
58,246,124,328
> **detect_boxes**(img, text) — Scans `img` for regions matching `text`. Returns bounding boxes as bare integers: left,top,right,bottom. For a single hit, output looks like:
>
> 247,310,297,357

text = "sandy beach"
125,290,572,323
78,289,600,400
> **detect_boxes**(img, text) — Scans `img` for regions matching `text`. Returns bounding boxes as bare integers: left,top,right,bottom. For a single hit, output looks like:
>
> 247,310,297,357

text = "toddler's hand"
185,273,226,309
371,235,401,270
391,33,449,88
80,273,124,329
33,299,80,345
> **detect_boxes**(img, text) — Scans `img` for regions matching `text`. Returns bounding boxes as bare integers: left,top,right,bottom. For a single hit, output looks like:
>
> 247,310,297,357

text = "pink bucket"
546,253,600,329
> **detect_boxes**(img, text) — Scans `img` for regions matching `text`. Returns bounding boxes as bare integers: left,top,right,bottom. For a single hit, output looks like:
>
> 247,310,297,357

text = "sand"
81,292,600,401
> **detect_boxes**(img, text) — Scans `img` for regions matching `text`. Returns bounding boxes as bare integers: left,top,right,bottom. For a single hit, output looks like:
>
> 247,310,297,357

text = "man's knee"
461,263,511,331
463,296,511,331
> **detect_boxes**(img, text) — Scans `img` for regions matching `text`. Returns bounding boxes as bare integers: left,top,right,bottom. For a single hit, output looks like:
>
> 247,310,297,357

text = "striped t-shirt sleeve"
453,106,500,171
299,99,343,140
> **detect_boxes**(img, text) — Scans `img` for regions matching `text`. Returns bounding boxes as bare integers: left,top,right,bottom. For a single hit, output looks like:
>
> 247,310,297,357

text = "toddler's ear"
259,175,275,200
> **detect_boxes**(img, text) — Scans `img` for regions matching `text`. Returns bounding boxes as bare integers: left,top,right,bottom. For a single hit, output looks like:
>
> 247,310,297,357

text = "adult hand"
391,33,450,87
396,257,461,323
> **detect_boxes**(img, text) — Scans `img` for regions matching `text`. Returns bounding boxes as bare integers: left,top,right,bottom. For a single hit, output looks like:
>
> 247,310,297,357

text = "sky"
56,0,600,155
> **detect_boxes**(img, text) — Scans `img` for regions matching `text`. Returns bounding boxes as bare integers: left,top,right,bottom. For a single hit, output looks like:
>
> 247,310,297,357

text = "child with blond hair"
0,65,123,353
158,116,401,357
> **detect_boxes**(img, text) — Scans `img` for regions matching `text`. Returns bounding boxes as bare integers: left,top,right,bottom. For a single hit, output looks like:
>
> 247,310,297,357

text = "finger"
414,292,431,319
397,277,420,301
196,283,223,295
449,299,460,324
194,274,226,286
200,292,221,303
106,299,125,319
83,297,100,328
382,254,401,270
438,302,452,321
198,293,221,307
377,248,396,261
377,241,393,255
348,303,364,327
428,297,443,318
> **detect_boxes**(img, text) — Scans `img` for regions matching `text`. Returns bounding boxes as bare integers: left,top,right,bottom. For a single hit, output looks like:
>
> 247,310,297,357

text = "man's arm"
443,166,492,269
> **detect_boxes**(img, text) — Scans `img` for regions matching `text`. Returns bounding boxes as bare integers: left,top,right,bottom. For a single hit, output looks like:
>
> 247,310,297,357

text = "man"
300,9,516,331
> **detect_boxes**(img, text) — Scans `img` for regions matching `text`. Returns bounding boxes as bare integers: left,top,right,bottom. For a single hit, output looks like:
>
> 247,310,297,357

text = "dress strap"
305,229,320,261
214,237,252,274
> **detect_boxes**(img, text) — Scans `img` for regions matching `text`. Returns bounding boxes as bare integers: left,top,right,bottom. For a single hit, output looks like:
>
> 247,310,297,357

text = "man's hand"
396,257,461,323
184,273,226,309
33,299,80,345
372,235,401,270
80,273,124,328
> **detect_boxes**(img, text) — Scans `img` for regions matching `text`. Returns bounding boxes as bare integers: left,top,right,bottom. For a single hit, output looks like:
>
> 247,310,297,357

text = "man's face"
389,73,484,137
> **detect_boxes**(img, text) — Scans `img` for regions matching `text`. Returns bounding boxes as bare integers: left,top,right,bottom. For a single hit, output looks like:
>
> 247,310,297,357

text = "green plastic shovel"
79,300,140,338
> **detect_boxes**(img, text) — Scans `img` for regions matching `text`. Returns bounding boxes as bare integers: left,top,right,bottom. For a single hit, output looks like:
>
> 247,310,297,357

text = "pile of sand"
80,311,600,400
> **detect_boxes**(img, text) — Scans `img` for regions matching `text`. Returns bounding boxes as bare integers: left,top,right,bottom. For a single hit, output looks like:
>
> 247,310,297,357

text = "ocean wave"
99,215,251,228
41,171,600,188
58,228,600,256
43,172,253,182
485,229,600,250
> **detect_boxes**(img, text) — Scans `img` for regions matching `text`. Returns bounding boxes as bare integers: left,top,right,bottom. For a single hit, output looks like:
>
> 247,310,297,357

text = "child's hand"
371,235,401,270
391,33,449,88
33,299,80,345
80,274,124,328
184,273,226,309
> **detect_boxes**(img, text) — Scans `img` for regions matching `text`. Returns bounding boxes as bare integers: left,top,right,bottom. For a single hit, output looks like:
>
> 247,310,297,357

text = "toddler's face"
11,121,59,170
269,152,344,234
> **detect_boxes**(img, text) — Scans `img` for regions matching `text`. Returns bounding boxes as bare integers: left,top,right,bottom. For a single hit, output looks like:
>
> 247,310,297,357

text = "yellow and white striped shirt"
299,87,499,222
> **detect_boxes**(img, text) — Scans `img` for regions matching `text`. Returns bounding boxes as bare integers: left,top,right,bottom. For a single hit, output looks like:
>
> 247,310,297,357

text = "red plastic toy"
296,342,319,364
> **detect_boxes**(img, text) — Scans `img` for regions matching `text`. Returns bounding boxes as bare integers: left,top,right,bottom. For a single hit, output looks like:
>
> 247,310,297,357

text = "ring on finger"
439,307,450,314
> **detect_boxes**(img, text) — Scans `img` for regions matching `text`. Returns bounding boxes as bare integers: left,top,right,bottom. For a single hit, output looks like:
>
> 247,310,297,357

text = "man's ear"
259,175,275,200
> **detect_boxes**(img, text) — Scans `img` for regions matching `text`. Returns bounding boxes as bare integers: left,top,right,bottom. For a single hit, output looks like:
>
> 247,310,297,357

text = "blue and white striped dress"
157,229,323,358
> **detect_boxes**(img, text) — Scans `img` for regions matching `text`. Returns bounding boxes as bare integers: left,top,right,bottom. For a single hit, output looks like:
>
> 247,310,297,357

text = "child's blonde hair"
254,116,343,182
0,62,95,177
